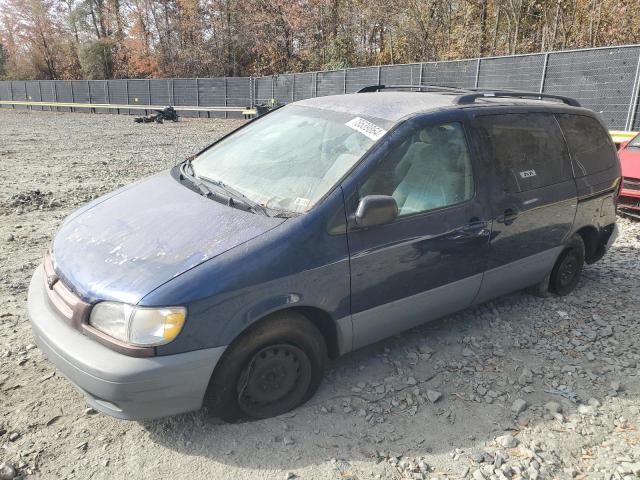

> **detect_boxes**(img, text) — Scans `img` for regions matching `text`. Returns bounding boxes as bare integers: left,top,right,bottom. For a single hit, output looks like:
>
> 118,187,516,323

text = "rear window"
555,114,617,177
475,113,573,193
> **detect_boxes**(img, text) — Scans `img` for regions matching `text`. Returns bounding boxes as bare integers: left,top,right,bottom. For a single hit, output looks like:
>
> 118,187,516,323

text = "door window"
360,122,474,216
475,113,572,193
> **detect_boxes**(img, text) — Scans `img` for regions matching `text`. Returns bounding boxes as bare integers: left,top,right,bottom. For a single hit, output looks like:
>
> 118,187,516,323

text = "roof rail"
357,84,470,94
455,90,581,107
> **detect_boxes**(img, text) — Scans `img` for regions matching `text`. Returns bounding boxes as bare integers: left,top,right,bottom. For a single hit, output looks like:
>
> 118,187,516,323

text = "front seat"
392,128,456,214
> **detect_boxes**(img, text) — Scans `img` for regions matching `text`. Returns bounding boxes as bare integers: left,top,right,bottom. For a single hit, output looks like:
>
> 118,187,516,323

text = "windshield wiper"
180,160,216,199
179,160,269,216
199,175,271,217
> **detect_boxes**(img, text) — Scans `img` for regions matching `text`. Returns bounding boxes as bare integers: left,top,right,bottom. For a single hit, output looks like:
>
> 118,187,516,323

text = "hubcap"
558,252,578,287
237,344,311,418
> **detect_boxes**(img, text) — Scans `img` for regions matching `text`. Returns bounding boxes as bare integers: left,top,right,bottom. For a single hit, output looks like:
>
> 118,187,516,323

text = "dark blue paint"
52,172,284,304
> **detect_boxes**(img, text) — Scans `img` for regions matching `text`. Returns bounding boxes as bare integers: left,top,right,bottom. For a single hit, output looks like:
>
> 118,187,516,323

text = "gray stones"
599,325,614,338
495,434,519,448
544,401,563,415
518,367,534,386
511,398,528,414
0,463,17,480
426,390,442,403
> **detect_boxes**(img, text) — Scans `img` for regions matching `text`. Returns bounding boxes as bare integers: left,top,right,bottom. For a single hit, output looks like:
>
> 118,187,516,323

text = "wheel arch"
574,225,599,263
224,305,347,361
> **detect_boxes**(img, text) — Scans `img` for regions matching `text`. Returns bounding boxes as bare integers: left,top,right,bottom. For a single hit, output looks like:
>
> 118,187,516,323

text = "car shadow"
142,267,625,473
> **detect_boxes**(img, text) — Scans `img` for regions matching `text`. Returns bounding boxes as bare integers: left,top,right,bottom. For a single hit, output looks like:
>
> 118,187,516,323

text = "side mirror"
355,195,398,228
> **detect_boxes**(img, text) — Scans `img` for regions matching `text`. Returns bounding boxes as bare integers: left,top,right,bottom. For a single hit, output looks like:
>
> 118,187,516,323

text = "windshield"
192,105,390,214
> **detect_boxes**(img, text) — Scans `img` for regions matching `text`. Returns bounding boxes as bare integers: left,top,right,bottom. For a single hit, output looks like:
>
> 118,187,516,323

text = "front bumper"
619,184,640,212
28,264,226,420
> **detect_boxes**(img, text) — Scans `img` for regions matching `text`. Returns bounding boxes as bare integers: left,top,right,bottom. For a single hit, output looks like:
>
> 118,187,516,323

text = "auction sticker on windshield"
345,117,387,141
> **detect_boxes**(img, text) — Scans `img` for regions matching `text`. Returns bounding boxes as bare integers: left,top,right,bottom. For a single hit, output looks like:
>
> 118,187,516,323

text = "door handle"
449,219,490,239
498,208,519,225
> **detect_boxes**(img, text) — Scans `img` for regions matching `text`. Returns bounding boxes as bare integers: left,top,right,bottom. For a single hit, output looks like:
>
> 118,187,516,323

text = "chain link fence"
2,45,640,129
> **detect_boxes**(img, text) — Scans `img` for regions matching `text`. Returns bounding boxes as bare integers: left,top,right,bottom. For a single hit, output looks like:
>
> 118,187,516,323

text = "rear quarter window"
555,114,617,177
475,113,573,193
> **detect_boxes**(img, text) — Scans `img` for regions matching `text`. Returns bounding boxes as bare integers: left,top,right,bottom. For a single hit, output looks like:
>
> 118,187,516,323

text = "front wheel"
549,235,585,296
204,311,327,422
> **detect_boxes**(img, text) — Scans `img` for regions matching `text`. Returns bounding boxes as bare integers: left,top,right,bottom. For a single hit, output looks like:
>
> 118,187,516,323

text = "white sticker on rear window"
519,169,537,178
345,117,387,141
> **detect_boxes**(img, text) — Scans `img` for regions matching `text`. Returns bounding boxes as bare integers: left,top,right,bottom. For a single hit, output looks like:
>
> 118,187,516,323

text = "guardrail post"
24,80,33,110
271,75,275,102
170,79,175,107
249,76,254,108
70,81,75,112
314,72,318,97
474,58,481,88
9,81,14,109
377,66,381,85
53,81,58,112
195,78,200,118
125,80,130,115
539,53,549,93
625,51,640,131
38,80,43,111
291,74,295,102
147,79,151,109
419,63,424,86
224,77,228,119
343,69,347,93
87,80,94,113
25,81,31,111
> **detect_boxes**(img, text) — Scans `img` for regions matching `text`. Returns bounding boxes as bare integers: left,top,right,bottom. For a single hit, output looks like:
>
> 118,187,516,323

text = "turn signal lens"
163,311,187,342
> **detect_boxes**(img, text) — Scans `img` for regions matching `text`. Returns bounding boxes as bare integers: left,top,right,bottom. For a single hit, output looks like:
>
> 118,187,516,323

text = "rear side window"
475,113,573,193
555,114,617,177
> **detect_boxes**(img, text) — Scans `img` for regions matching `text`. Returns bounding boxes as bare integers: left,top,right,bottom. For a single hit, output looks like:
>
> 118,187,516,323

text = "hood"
52,171,284,304
620,147,640,179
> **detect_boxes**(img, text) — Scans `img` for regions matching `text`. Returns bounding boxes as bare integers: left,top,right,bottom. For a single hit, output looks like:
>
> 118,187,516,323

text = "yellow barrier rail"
0,100,637,138
610,130,638,145
0,100,257,116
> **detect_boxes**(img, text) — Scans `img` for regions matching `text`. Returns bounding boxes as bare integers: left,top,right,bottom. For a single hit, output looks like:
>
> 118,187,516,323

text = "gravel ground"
1,109,640,480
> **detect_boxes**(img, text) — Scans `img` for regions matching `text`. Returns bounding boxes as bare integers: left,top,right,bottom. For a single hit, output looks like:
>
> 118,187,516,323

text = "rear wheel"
549,235,585,296
204,311,327,422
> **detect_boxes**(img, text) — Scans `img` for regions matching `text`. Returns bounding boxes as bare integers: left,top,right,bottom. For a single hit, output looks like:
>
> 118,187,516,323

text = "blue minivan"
28,87,620,421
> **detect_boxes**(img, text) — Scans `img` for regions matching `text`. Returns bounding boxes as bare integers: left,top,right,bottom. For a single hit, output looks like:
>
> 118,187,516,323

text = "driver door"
342,112,492,349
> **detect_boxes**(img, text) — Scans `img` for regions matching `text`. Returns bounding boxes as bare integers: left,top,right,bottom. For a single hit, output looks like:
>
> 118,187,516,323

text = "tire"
549,235,585,296
528,272,552,298
204,311,327,422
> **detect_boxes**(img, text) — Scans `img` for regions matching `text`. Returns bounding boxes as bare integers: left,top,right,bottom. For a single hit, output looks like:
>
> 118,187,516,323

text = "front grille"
618,196,640,208
43,251,91,328
623,177,640,191
42,251,155,358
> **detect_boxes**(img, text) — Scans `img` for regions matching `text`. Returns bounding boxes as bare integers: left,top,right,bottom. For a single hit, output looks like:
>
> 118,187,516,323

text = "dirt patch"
1,109,639,480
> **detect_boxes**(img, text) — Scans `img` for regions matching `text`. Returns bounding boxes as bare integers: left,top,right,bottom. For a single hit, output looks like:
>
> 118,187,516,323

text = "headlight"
89,302,186,346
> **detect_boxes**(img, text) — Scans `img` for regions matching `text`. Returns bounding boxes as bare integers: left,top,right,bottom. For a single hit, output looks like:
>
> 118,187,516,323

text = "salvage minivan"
28,86,621,421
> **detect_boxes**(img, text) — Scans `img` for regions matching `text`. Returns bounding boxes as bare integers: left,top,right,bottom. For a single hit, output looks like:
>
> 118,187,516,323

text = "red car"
618,133,640,219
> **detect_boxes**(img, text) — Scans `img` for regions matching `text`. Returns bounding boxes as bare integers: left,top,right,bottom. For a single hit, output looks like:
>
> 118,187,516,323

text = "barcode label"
345,117,387,141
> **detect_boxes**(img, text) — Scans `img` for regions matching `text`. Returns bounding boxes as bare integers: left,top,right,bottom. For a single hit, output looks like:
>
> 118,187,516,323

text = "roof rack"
357,84,469,94
454,90,581,107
